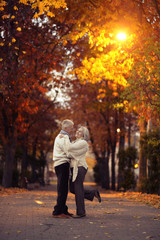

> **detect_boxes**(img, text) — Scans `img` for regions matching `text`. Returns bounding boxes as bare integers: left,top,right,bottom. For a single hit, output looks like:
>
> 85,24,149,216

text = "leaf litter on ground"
120,192,160,209
0,186,160,209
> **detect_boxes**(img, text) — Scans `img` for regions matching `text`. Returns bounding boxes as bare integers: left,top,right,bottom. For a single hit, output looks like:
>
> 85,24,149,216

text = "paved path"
0,183,160,240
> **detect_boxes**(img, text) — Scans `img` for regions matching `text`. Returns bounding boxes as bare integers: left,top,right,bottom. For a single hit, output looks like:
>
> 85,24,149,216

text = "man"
52,119,74,218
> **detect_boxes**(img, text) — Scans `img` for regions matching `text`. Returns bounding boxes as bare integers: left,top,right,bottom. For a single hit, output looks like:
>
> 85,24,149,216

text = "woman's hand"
59,134,64,138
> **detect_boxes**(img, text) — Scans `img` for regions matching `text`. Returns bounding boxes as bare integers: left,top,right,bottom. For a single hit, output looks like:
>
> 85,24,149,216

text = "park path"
0,183,160,240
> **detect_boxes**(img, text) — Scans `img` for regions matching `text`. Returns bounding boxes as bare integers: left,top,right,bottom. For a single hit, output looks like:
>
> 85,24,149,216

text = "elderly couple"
52,119,101,219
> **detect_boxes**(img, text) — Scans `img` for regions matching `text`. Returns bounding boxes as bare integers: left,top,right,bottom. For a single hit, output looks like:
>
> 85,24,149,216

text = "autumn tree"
63,0,160,190
61,75,136,189
49,0,142,189
0,0,70,187
1,0,159,189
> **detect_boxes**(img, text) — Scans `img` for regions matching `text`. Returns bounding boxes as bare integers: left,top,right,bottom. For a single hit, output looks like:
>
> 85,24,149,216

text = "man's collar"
60,130,71,142
60,130,69,136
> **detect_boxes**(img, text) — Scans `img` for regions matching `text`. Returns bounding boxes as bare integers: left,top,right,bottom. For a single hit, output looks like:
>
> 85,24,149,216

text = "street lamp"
117,128,121,133
117,32,127,41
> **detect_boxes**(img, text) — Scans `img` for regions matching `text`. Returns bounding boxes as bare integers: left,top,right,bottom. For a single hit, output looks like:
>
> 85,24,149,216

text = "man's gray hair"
62,119,74,130
80,126,90,141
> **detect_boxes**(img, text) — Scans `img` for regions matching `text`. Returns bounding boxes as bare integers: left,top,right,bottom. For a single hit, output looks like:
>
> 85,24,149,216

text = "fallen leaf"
133,216,141,219
35,200,44,204
122,192,160,209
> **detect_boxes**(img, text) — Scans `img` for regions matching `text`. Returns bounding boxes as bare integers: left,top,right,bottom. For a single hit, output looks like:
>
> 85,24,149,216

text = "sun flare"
117,33,127,40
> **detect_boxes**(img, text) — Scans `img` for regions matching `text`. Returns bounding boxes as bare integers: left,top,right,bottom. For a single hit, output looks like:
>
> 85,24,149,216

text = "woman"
61,126,101,218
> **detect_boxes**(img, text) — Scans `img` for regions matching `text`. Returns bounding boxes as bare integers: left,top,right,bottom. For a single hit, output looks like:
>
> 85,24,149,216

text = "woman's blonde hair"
80,126,90,141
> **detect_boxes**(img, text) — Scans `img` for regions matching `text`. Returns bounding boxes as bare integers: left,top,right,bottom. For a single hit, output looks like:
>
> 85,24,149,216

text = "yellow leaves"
113,92,118,97
19,0,28,4
122,192,160,209
13,6,18,11
35,200,44,204
12,38,16,43
145,236,154,239
19,0,67,18
33,12,39,19
0,58,3,61
0,1,6,7
47,11,55,17
74,42,132,87
153,215,160,221
17,27,22,31
0,186,28,196
63,40,68,46
53,0,67,9
0,0,6,11
98,47,103,52
97,88,106,100
2,14,9,19
89,29,114,49
11,15,15,19
113,103,124,109
0,43,4,46
105,233,111,238
133,215,141,219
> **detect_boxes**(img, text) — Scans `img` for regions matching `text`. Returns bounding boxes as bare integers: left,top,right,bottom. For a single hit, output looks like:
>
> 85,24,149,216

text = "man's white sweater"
53,134,70,167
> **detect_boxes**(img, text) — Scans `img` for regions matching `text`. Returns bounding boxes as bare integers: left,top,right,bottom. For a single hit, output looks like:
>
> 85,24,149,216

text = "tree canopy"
0,0,160,188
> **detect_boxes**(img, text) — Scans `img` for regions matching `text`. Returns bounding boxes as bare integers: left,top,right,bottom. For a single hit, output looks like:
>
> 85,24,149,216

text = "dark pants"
70,167,96,216
53,162,69,215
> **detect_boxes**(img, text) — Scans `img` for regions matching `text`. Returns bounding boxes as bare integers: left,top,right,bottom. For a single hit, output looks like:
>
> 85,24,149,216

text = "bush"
141,128,160,194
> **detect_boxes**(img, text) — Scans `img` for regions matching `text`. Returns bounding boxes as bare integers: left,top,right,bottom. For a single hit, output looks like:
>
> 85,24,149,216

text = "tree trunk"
128,115,131,146
138,118,147,187
117,114,125,190
111,145,116,190
111,111,118,190
1,108,18,188
21,144,28,174
100,156,110,189
20,139,28,188
106,146,110,189
2,139,17,188
31,137,38,183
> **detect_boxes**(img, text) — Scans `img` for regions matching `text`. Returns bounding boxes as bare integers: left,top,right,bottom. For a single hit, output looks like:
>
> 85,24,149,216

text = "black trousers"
53,162,69,215
70,167,96,216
